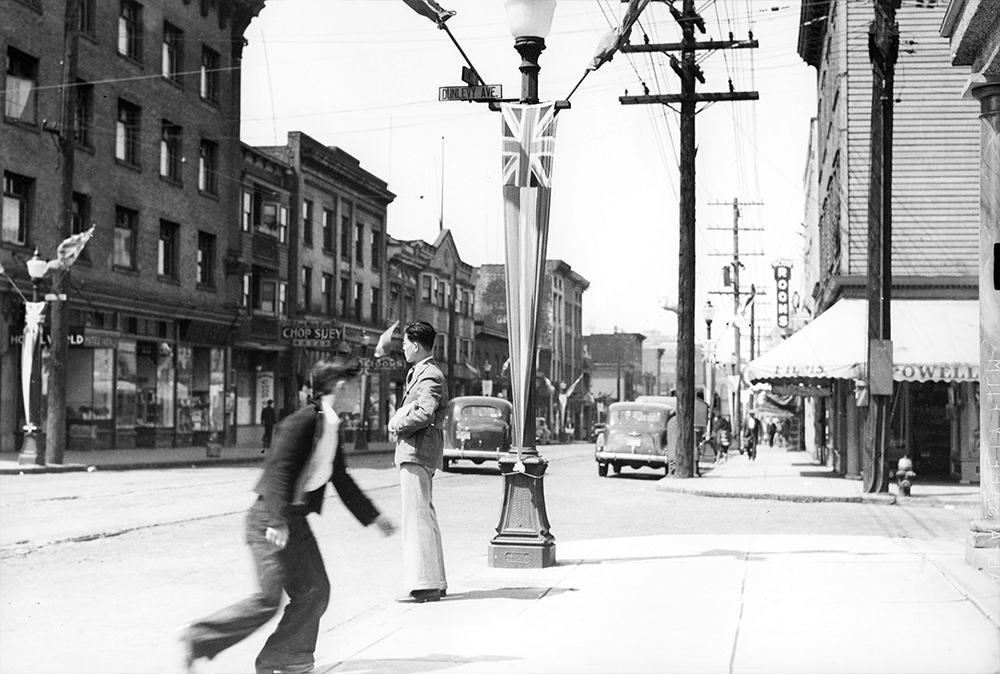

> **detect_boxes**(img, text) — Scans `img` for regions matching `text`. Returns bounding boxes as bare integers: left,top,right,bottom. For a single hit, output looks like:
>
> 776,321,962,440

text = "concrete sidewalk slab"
657,444,981,506
309,534,1000,674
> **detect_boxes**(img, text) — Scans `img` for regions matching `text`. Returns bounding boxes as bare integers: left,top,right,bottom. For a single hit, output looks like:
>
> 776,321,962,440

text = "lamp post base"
488,453,556,568
18,431,46,466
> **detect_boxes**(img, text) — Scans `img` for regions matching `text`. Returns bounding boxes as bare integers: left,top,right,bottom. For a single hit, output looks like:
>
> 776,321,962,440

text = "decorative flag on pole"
373,320,399,357
47,225,95,272
501,102,559,458
21,301,45,432
587,0,650,71
401,0,455,25
565,373,584,398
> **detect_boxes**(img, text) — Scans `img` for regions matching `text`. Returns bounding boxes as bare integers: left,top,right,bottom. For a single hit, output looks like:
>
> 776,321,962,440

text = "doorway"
909,382,951,478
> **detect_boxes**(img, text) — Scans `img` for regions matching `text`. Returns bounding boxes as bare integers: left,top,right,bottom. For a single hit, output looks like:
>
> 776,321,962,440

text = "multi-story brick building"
387,229,477,402
255,132,395,443
1,0,264,451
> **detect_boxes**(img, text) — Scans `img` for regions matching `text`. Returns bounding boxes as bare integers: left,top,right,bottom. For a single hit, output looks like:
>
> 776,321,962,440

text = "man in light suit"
388,321,450,603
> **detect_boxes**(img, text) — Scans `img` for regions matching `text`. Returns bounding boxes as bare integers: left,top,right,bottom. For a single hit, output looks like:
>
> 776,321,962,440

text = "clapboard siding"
830,0,980,278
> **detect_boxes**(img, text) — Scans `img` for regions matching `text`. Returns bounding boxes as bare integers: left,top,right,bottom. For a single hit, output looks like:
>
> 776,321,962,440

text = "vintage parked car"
590,422,607,442
535,416,552,445
441,396,512,471
595,401,676,477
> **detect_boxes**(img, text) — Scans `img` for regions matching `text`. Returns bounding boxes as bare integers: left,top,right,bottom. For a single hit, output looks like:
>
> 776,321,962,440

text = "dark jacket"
254,402,379,530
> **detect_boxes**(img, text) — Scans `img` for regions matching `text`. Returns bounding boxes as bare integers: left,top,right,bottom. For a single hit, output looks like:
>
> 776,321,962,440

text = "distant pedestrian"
182,357,396,674
767,420,777,447
261,400,276,448
744,414,760,461
388,321,449,604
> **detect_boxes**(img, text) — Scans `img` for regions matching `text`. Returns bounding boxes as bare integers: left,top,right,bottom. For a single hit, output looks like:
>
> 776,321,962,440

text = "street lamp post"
703,300,716,455
356,331,370,451
489,0,559,569
18,251,50,466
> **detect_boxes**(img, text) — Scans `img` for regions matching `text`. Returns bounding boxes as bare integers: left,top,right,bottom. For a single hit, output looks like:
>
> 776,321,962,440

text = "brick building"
1,0,264,451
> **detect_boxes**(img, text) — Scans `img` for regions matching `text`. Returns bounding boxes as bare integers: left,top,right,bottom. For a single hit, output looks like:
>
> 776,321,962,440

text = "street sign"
282,322,343,347
438,85,502,102
461,66,481,86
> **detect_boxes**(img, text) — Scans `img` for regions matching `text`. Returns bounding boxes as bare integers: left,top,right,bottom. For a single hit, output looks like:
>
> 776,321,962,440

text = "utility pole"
45,0,80,465
863,0,899,494
708,198,762,452
620,0,758,478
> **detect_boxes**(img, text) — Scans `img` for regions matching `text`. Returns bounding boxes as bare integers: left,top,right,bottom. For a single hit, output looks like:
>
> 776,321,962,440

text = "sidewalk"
303,533,999,674
0,440,395,475
661,442,983,507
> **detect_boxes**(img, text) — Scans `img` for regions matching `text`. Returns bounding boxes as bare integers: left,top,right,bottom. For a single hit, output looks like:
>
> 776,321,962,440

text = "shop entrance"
909,382,951,478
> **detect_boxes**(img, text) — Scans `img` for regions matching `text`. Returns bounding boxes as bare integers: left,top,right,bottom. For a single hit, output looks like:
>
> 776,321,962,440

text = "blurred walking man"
388,321,449,603
182,357,395,674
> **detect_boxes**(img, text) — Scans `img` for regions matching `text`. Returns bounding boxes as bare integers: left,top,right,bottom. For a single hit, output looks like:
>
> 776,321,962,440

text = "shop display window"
66,348,113,420
116,341,137,428
136,341,175,427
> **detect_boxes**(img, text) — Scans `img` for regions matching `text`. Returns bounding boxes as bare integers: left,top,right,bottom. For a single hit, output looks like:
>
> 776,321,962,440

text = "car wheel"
612,463,621,474
598,463,608,477
442,458,451,472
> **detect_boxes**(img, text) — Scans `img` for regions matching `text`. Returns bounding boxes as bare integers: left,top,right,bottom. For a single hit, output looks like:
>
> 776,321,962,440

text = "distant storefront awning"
745,299,978,384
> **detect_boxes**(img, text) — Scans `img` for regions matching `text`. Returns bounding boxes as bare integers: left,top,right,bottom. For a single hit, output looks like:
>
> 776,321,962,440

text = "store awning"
745,299,978,384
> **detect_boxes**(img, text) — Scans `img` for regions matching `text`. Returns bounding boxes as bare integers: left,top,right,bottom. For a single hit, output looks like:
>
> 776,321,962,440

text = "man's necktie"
405,368,414,387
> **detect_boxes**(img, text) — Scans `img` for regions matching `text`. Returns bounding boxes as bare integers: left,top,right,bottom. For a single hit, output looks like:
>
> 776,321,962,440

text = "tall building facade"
772,0,983,480
1,0,264,451
256,132,395,443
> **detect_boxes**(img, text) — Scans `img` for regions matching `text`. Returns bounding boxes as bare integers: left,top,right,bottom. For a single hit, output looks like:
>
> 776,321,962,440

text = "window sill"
115,158,142,173
163,76,184,91
4,117,41,133
200,96,221,109
159,175,183,189
196,283,217,293
116,52,144,69
113,266,139,276
198,189,219,201
157,275,181,285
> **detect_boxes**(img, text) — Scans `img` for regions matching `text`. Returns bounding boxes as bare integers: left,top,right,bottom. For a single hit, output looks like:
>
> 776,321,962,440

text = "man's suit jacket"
389,357,449,470
254,402,380,530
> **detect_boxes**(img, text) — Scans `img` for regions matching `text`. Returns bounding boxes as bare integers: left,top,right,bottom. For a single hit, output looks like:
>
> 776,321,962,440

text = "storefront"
745,299,980,482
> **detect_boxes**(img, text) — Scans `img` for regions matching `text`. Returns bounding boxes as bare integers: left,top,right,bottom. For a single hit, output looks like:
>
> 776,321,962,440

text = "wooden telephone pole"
620,3,758,478
863,0,900,493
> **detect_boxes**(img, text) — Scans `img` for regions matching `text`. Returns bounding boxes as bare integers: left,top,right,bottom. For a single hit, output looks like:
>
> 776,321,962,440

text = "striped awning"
745,299,978,384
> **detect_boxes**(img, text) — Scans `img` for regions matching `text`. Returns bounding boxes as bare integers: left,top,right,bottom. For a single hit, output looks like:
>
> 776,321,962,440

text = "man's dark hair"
404,321,437,351
310,355,360,394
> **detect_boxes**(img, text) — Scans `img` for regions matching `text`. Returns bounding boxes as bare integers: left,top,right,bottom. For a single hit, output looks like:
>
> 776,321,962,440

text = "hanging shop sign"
361,355,406,374
773,264,791,329
282,322,343,347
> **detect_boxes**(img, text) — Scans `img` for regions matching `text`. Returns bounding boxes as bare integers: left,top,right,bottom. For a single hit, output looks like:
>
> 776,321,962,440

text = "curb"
0,456,265,475
655,480,899,505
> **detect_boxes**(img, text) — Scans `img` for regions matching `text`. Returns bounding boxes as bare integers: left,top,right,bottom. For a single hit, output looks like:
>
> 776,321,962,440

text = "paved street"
1,444,997,674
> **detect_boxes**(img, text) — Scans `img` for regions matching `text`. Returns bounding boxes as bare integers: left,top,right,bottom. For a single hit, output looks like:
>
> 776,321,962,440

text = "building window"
371,287,381,322
200,46,220,103
355,223,364,264
114,205,137,268
340,200,351,259
198,140,217,195
422,275,432,303
257,279,276,313
461,290,470,316
241,273,251,308
278,282,288,316
158,220,179,279
160,120,182,182
75,0,95,35
116,99,141,166
339,276,350,316
300,266,312,311
72,80,94,148
302,200,313,247
241,190,252,232
437,280,447,309
71,193,91,262
278,205,288,244
371,230,382,269
322,208,334,252
118,1,143,61
3,172,33,246
162,22,183,83
354,282,363,320
197,231,216,287
5,48,38,124
322,273,334,314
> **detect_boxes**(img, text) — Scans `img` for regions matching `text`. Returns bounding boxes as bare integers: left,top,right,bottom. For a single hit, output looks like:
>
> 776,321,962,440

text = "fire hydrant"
896,456,916,496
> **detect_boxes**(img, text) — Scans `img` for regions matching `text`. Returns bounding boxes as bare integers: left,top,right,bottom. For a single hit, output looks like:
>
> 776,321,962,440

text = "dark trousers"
187,499,330,669
263,425,274,448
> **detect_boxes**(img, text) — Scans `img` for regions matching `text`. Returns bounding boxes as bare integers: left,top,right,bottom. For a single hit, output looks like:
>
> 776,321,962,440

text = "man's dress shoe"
396,588,442,603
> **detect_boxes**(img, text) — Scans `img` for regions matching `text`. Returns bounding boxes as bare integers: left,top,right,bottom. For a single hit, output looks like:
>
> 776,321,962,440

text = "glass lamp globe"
504,0,557,39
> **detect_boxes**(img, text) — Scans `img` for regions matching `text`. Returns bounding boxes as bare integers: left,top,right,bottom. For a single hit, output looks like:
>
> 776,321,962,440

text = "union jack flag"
501,103,559,188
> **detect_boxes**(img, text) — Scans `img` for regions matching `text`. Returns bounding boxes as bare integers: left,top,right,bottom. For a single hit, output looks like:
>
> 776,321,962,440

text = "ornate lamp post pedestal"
489,454,555,568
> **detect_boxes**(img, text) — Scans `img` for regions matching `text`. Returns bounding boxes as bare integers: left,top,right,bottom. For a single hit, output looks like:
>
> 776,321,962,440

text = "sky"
239,0,817,344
